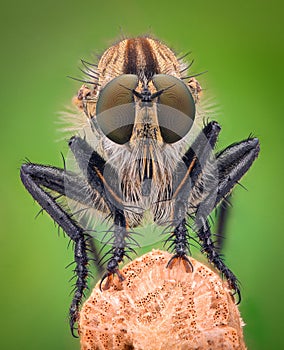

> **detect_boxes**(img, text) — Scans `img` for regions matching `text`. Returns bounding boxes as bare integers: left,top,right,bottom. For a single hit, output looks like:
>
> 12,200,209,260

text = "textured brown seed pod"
79,250,246,350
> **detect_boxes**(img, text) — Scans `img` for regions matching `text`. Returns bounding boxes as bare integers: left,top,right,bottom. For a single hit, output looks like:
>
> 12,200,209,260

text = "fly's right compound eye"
96,74,138,144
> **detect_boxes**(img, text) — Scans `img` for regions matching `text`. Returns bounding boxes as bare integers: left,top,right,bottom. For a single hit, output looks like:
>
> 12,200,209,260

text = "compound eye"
152,74,195,143
96,74,138,144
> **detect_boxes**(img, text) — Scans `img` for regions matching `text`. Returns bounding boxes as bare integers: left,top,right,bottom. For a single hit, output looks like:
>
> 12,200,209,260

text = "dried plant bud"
79,250,246,350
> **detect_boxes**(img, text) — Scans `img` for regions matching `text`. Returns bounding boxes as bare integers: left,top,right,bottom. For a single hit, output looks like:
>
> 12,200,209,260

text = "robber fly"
20,36,260,336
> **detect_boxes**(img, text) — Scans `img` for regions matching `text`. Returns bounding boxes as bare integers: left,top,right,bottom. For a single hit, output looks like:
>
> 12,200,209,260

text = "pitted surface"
79,250,246,350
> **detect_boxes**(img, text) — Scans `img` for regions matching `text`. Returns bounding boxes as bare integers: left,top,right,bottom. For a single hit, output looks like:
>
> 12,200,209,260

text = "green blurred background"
1,0,283,349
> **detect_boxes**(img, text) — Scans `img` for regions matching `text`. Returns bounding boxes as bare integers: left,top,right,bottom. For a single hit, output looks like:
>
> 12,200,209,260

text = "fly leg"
166,120,259,303
20,163,93,336
69,136,133,290
215,195,232,251
166,121,221,270
194,136,260,302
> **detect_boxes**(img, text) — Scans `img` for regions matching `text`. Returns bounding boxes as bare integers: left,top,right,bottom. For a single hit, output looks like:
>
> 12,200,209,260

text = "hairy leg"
193,136,260,300
166,121,221,268
20,163,90,336
68,136,132,290
166,120,259,303
215,195,232,251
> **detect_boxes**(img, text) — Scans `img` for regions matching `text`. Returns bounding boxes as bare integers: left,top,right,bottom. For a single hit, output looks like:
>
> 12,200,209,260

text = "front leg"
69,136,133,290
166,121,221,269
99,208,129,290
166,218,193,273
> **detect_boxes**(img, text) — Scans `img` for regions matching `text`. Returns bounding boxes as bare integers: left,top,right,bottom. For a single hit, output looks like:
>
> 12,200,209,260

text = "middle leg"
192,136,259,301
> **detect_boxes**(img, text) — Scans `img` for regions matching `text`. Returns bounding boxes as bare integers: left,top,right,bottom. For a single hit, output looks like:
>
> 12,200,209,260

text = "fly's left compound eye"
152,74,196,143
96,74,139,144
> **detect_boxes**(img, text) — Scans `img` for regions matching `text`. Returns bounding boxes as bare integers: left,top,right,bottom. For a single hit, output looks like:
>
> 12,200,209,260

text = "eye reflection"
152,74,196,143
96,74,195,144
96,75,138,144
